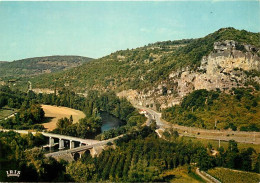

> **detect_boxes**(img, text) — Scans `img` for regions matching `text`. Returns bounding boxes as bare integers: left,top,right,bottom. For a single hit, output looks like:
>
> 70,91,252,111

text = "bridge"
42,132,99,150
45,135,122,161
0,129,122,161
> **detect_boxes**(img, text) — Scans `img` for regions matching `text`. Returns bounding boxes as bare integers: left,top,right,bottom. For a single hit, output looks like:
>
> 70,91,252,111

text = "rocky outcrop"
118,40,260,110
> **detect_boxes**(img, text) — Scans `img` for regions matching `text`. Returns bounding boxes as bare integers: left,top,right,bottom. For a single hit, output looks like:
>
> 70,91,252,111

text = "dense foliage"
49,90,146,138
0,56,92,79
0,131,70,181
66,126,213,182
0,87,45,130
65,127,260,182
162,88,260,131
0,86,26,109
31,28,260,92
1,86,146,138
2,103,45,130
1,126,259,181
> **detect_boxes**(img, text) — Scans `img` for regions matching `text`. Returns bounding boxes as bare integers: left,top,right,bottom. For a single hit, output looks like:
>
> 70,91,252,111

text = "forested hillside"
0,55,92,79
162,89,260,131
31,28,260,93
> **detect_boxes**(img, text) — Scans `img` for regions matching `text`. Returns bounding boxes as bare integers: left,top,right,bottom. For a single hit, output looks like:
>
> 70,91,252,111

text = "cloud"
140,28,151,33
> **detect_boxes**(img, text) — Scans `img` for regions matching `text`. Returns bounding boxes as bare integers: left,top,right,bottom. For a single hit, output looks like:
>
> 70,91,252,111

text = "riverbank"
41,105,86,131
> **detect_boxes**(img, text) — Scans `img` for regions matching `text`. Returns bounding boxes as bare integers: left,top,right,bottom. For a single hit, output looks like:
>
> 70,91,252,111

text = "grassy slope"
31,28,260,92
161,166,206,183
0,107,17,121
183,136,260,153
207,167,260,183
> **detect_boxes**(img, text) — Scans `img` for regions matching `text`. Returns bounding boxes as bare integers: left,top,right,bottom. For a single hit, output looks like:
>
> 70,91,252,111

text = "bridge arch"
73,152,81,161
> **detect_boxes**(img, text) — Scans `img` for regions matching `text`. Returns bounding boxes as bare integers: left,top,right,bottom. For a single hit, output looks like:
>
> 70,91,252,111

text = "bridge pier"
70,140,75,149
59,138,65,150
49,137,54,147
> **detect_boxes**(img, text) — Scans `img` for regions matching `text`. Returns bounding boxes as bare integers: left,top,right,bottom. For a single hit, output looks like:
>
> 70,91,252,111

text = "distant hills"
2,28,260,109
0,55,92,79
2,27,260,130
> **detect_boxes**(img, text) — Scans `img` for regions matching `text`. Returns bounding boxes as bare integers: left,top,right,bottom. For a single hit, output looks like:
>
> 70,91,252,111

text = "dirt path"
41,105,85,131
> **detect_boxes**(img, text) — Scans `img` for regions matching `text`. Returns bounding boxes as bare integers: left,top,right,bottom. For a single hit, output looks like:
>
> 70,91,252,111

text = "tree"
195,148,213,170
128,159,162,182
66,161,96,182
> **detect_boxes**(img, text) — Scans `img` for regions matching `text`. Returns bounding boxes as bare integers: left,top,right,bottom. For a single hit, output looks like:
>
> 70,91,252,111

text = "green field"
161,166,206,183
0,108,16,121
183,136,260,153
207,167,260,183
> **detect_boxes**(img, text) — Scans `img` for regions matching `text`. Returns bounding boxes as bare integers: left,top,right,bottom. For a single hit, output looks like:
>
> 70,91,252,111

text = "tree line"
162,88,260,131
1,86,146,140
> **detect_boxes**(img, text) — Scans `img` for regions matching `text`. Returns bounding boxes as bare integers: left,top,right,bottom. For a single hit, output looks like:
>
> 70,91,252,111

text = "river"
100,111,122,132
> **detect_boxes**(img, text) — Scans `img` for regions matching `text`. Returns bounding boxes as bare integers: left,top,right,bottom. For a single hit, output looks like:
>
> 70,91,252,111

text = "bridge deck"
42,132,99,144
45,135,123,157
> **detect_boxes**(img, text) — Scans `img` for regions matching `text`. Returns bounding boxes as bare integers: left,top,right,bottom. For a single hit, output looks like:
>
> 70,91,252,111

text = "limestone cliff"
118,40,260,110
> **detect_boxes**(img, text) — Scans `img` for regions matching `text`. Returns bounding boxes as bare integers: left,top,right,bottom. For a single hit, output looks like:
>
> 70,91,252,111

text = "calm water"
100,111,122,132
44,112,122,153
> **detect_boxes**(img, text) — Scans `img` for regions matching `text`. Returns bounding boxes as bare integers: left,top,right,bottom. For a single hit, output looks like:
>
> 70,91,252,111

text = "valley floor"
137,105,260,145
41,105,85,131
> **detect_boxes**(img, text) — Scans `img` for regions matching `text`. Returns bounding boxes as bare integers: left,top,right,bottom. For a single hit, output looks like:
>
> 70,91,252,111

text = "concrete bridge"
0,129,122,161
0,129,99,148
42,132,99,150
45,136,121,161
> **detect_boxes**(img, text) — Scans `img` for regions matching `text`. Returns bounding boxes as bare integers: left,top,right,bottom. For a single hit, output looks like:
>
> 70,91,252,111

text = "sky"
0,1,259,61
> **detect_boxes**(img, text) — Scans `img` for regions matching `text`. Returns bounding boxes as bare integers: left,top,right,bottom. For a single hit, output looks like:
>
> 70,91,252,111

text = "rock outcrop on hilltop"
118,40,260,110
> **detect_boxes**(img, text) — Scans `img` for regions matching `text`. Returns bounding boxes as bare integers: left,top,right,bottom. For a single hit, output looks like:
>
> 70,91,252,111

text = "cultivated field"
41,105,85,131
207,167,260,183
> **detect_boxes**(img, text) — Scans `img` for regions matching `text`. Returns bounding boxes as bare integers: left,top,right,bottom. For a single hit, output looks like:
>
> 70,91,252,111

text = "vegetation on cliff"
30,28,260,92
162,88,260,131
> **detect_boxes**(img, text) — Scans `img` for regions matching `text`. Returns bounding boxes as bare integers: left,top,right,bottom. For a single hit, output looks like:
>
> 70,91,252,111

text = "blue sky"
0,1,259,61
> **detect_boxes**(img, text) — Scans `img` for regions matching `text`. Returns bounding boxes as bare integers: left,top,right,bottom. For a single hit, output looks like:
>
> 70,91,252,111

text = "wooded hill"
0,55,92,79
30,28,260,92
162,89,260,131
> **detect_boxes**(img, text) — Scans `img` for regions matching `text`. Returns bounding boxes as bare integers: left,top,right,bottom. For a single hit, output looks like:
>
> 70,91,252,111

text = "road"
42,132,99,144
135,105,170,128
135,105,260,145
196,168,221,183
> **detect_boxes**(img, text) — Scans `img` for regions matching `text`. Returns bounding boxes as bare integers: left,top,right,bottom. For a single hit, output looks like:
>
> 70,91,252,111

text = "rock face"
118,40,260,110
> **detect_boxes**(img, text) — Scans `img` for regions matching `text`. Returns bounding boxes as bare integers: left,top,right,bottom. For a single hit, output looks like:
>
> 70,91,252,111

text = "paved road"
42,132,99,145
135,105,260,145
134,105,170,128
0,129,37,135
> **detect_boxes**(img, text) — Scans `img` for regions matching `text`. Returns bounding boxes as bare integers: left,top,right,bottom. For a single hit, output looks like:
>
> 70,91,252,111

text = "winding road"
135,105,260,145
